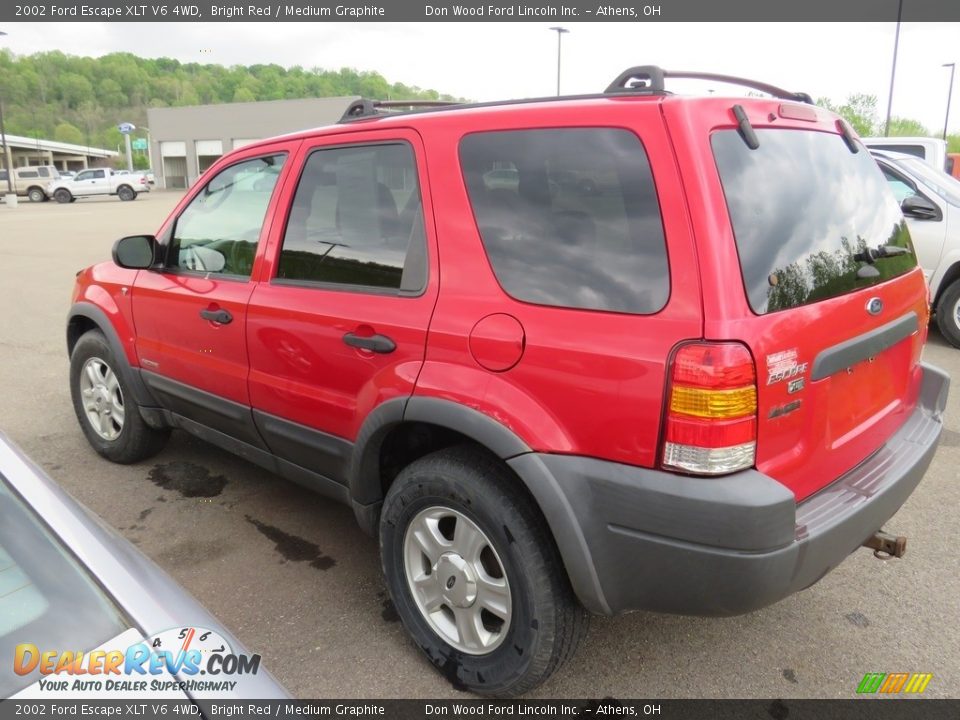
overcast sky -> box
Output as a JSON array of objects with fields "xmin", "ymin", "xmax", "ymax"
[{"xmin": 3, "ymin": 22, "xmax": 958, "ymax": 134}]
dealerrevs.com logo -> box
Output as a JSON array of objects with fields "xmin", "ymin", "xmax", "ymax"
[{"xmin": 14, "ymin": 627, "xmax": 261, "ymax": 693}]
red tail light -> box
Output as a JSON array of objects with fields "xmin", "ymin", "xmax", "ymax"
[{"xmin": 662, "ymin": 342, "xmax": 757, "ymax": 475}]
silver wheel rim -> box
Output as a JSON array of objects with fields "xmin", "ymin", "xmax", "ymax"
[
  {"xmin": 79, "ymin": 357, "xmax": 125, "ymax": 441},
  {"xmin": 953, "ymin": 296, "xmax": 960, "ymax": 330},
  {"xmin": 403, "ymin": 506, "xmax": 512, "ymax": 655}
]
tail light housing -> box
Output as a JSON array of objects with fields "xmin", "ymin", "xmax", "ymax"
[{"xmin": 661, "ymin": 342, "xmax": 757, "ymax": 475}]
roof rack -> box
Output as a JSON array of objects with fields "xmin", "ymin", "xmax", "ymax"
[
  {"xmin": 339, "ymin": 99, "xmax": 462, "ymax": 123},
  {"xmin": 604, "ymin": 65, "xmax": 814, "ymax": 105}
]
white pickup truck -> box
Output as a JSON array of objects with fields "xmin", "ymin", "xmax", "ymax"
[{"xmin": 47, "ymin": 167, "xmax": 150, "ymax": 203}]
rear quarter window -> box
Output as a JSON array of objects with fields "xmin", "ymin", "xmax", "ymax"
[
  {"xmin": 713, "ymin": 129, "xmax": 917, "ymax": 315},
  {"xmin": 460, "ymin": 128, "xmax": 669, "ymax": 315}
]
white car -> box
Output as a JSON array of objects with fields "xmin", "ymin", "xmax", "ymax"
[
  {"xmin": 47, "ymin": 167, "xmax": 150, "ymax": 203},
  {"xmin": 872, "ymin": 149, "xmax": 960, "ymax": 347},
  {"xmin": 864, "ymin": 137, "xmax": 949, "ymax": 173}
]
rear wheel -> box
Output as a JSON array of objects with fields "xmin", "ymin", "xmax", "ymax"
[
  {"xmin": 70, "ymin": 330, "xmax": 169, "ymax": 463},
  {"xmin": 27, "ymin": 187, "xmax": 46, "ymax": 203},
  {"xmin": 936, "ymin": 279, "xmax": 960, "ymax": 348},
  {"xmin": 380, "ymin": 445, "xmax": 587, "ymax": 697},
  {"xmin": 117, "ymin": 185, "xmax": 136, "ymax": 201},
  {"xmin": 54, "ymin": 188, "xmax": 73, "ymax": 204}
]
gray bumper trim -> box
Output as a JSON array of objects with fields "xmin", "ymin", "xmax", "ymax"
[{"xmin": 511, "ymin": 362, "xmax": 949, "ymax": 616}]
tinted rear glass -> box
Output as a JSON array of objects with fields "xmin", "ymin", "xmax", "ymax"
[
  {"xmin": 713, "ymin": 129, "xmax": 917, "ymax": 315},
  {"xmin": 460, "ymin": 128, "xmax": 669, "ymax": 315}
]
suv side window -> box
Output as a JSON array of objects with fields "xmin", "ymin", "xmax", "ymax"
[
  {"xmin": 18, "ymin": 170, "xmax": 38, "ymax": 179},
  {"xmin": 168, "ymin": 154, "xmax": 286, "ymax": 278},
  {"xmin": 460, "ymin": 128, "xmax": 669, "ymax": 314},
  {"xmin": 277, "ymin": 142, "xmax": 427, "ymax": 293},
  {"xmin": 75, "ymin": 171, "xmax": 91, "ymax": 181},
  {"xmin": 92, "ymin": 170, "xmax": 105, "ymax": 179}
]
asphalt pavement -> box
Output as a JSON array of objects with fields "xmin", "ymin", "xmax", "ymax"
[{"xmin": 1, "ymin": 192, "xmax": 957, "ymax": 699}]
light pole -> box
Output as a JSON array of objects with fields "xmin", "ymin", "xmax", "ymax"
[
  {"xmin": 141, "ymin": 125, "xmax": 154, "ymax": 172},
  {"xmin": 883, "ymin": 0, "xmax": 903, "ymax": 137},
  {"xmin": 549, "ymin": 27, "xmax": 569, "ymax": 97},
  {"xmin": 943, "ymin": 63, "xmax": 956, "ymax": 141},
  {"xmin": 0, "ymin": 30, "xmax": 14, "ymax": 198}
]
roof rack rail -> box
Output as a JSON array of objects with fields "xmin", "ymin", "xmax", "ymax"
[
  {"xmin": 604, "ymin": 65, "xmax": 813, "ymax": 105},
  {"xmin": 339, "ymin": 98, "xmax": 462, "ymax": 123}
]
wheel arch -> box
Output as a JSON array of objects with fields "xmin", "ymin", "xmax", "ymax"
[
  {"xmin": 67, "ymin": 303, "xmax": 159, "ymax": 414},
  {"xmin": 348, "ymin": 396, "xmax": 609, "ymax": 614}
]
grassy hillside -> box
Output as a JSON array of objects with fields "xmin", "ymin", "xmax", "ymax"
[{"xmin": 0, "ymin": 50, "xmax": 457, "ymax": 152}]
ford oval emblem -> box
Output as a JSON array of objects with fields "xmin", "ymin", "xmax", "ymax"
[{"xmin": 866, "ymin": 297, "xmax": 883, "ymax": 315}]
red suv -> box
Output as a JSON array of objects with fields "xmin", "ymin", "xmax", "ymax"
[{"xmin": 67, "ymin": 67, "xmax": 949, "ymax": 696}]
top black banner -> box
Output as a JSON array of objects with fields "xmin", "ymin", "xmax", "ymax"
[{"xmin": 3, "ymin": 0, "xmax": 960, "ymax": 23}]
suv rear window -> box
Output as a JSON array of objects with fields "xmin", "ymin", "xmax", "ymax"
[
  {"xmin": 460, "ymin": 128, "xmax": 669, "ymax": 315},
  {"xmin": 713, "ymin": 129, "xmax": 917, "ymax": 315}
]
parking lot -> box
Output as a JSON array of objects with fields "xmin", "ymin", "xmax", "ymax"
[{"xmin": 1, "ymin": 192, "xmax": 958, "ymax": 699}]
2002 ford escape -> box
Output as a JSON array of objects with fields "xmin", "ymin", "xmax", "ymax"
[{"xmin": 67, "ymin": 66, "xmax": 950, "ymax": 696}]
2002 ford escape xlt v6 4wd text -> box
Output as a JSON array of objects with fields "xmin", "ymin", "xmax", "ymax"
[{"xmin": 66, "ymin": 66, "xmax": 949, "ymax": 696}]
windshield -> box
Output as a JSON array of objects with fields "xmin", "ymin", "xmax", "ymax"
[
  {"xmin": 892, "ymin": 156, "xmax": 960, "ymax": 207},
  {"xmin": 0, "ymin": 476, "xmax": 128, "ymax": 696},
  {"xmin": 713, "ymin": 129, "xmax": 917, "ymax": 315}
]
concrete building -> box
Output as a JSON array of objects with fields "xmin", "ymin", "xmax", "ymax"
[
  {"xmin": 0, "ymin": 134, "xmax": 118, "ymax": 171},
  {"xmin": 147, "ymin": 96, "xmax": 357, "ymax": 189}
]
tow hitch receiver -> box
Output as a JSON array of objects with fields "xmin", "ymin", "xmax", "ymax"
[{"xmin": 863, "ymin": 530, "xmax": 907, "ymax": 559}]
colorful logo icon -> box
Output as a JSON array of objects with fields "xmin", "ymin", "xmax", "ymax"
[{"xmin": 857, "ymin": 673, "xmax": 933, "ymax": 694}]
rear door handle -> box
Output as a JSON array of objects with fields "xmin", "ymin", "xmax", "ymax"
[
  {"xmin": 200, "ymin": 308, "xmax": 233, "ymax": 324},
  {"xmin": 343, "ymin": 332, "xmax": 396, "ymax": 354}
]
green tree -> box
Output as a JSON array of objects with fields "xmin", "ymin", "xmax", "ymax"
[
  {"xmin": 887, "ymin": 117, "xmax": 929, "ymax": 137},
  {"xmin": 59, "ymin": 72, "xmax": 94, "ymax": 109},
  {"xmin": 1, "ymin": 50, "xmax": 459, "ymax": 148},
  {"xmin": 53, "ymin": 122, "xmax": 84, "ymax": 145}
]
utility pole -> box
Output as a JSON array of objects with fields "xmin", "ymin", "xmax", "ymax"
[
  {"xmin": 944, "ymin": 63, "xmax": 956, "ymax": 141},
  {"xmin": 0, "ymin": 31, "xmax": 15, "ymax": 201},
  {"xmin": 549, "ymin": 27, "xmax": 569, "ymax": 97},
  {"xmin": 883, "ymin": 0, "xmax": 903, "ymax": 137}
]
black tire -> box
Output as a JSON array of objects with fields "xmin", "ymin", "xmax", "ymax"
[
  {"xmin": 380, "ymin": 445, "xmax": 588, "ymax": 697},
  {"xmin": 69, "ymin": 330, "xmax": 169, "ymax": 463},
  {"xmin": 54, "ymin": 188, "xmax": 73, "ymax": 204},
  {"xmin": 936, "ymin": 280, "xmax": 960, "ymax": 348},
  {"xmin": 27, "ymin": 187, "xmax": 46, "ymax": 203},
  {"xmin": 117, "ymin": 185, "xmax": 136, "ymax": 201}
]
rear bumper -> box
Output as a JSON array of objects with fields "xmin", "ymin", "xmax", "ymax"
[{"xmin": 509, "ymin": 362, "xmax": 949, "ymax": 616}]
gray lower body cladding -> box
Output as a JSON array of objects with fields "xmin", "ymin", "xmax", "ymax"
[{"xmin": 511, "ymin": 362, "xmax": 950, "ymax": 616}]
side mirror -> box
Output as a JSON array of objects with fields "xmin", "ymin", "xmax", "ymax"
[
  {"xmin": 901, "ymin": 195, "xmax": 941, "ymax": 221},
  {"xmin": 112, "ymin": 235, "xmax": 159, "ymax": 269}
]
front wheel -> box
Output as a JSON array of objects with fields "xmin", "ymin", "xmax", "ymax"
[
  {"xmin": 117, "ymin": 185, "xmax": 136, "ymax": 201},
  {"xmin": 27, "ymin": 187, "xmax": 46, "ymax": 203},
  {"xmin": 54, "ymin": 188, "xmax": 73, "ymax": 204},
  {"xmin": 380, "ymin": 445, "xmax": 587, "ymax": 697},
  {"xmin": 936, "ymin": 280, "xmax": 960, "ymax": 348},
  {"xmin": 70, "ymin": 330, "xmax": 169, "ymax": 463}
]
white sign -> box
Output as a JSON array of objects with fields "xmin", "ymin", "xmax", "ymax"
[{"xmin": 117, "ymin": 122, "xmax": 136, "ymax": 135}]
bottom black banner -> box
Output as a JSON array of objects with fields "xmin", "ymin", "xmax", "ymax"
[{"xmin": 2, "ymin": 699, "xmax": 959, "ymax": 720}]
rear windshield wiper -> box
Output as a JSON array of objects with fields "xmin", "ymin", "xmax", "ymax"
[
  {"xmin": 856, "ymin": 245, "xmax": 911, "ymax": 264},
  {"xmin": 854, "ymin": 245, "xmax": 911, "ymax": 278}
]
